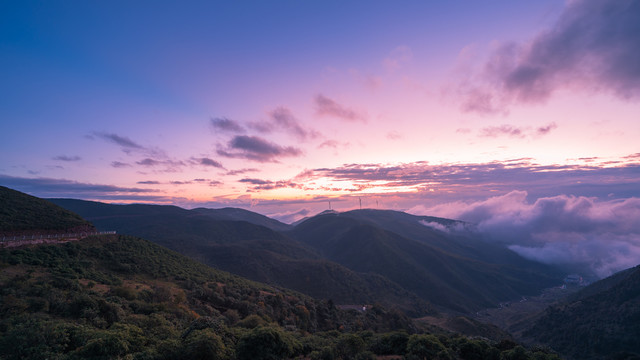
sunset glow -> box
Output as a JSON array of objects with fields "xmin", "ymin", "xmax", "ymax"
[{"xmin": 1, "ymin": 0, "xmax": 639, "ymax": 222}]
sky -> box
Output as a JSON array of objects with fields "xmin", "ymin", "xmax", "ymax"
[{"xmin": 1, "ymin": 1, "xmax": 640, "ymax": 275}]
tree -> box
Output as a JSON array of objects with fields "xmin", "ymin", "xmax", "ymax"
[{"xmin": 236, "ymin": 326, "xmax": 299, "ymax": 360}]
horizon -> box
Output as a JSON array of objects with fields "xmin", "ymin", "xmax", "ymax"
[{"xmin": 2, "ymin": 1, "xmax": 640, "ymax": 274}]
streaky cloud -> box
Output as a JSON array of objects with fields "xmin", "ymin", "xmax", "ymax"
[
  {"xmin": 210, "ymin": 117, "xmax": 245, "ymax": 133},
  {"xmin": 52, "ymin": 155, "xmax": 81, "ymax": 162},
  {"xmin": 217, "ymin": 135, "xmax": 303, "ymax": 162},
  {"xmin": 93, "ymin": 132, "xmax": 144, "ymax": 149},
  {"xmin": 315, "ymin": 94, "xmax": 366, "ymax": 122}
]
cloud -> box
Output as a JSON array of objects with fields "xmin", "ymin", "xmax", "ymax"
[
  {"xmin": 0, "ymin": 174, "xmax": 156, "ymax": 199},
  {"xmin": 536, "ymin": 122, "xmax": 557, "ymax": 135},
  {"xmin": 480, "ymin": 125, "xmax": 524, "ymax": 138},
  {"xmin": 416, "ymin": 191, "xmax": 640, "ymax": 278},
  {"xmin": 53, "ymin": 155, "xmax": 81, "ymax": 162},
  {"xmin": 248, "ymin": 107, "xmax": 319, "ymax": 141},
  {"xmin": 315, "ymin": 94, "xmax": 366, "ymax": 122},
  {"xmin": 459, "ymin": 0, "xmax": 640, "ymax": 113},
  {"xmin": 383, "ymin": 45, "xmax": 413, "ymax": 72},
  {"xmin": 318, "ymin": 140, "xmax": 350, "ymax": 149},
  {"xmin": 478, "ymin": 122, "xmax": 557, "ymax": 138},
  {"xmin": 217, "ymin": 135, "xmax": 303, "ymax": 162},
  {"xmin": 226, "ymin": 168, "xmax": 260, "ymax": 176},
  {"xmin": 269, "ymin": 107, "xmax": 318, "ymax": 140},
  {"xmin": 191, "ymin": 157, "xmax": 224, "ymax": 168},
  {"xmin": 210, "ymin": 117, "xmax": 245, "ymax": 133},
  {"xmin": 111, "ymin": 161, "xmax": 131, "ymax": 168},
  {"xmin": 239, "ymin": 178, "xmax": 272, "ymax": 185},
  {"xmin": 93, "ymin": 132, "xmax": 144, "ymax": 150},
  {"xmin": 137, "ymin": 180, "xmax": 160, "ymax": 185},
  {"xmin": 308, "ymin": 157, "xmax": 640, "ymax": 201},
  {"xmin": 387, "ymin": 131, "xmax": 403, "ymax": 140},
  {"xmin": 135, "ymin": 158, "xmax": 185, "ymax": 172},
  {"xmin": 268, "ymin": 208, "xmax": 311, "ymax": 224}
]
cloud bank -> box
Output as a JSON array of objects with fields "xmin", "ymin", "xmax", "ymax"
[{"xmin": 417, "ymin": 191, "xmax": 640, "ymax": 278}]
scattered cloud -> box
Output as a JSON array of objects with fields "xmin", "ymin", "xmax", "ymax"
[
  {"xmin": 480, "ymin": 125, "xmax": 524, "ymax": 138},
  {"xmin": 416, "ymin": 190, "xmax": 640, "ymax": 278},
  {"xmin": 137, "ymin": 180, "xmax": 160, "ymax": 185},
  {"xmin": 93, "ymin": 132, "xmax": 144, "ymax": 150},
  {"xmin": 479, "ymin": 122, "xmax": 557, "ymax": 138},
  {"xmin": 318, "ymin": 140, "xmax": 350, "ymax": 149},
  {"xmin": 191, "ymin": 157, "xmax": 224, "ymax": 168},
  {"xmin": 0, "ymin": 174, "xmax": 156, "ymax": 199},
  {"xmin": 210, "ymin": 117, "xmax": 245, "ymax": 133},
  {"xmin": 135, "ymin": 158, "xmax": 185, "ymax": 172},
  {"xmin": 217, "ymin": 135, "xmax": 303, "ymax": 162},
  {"xmin": 386, "ymin": 131, "xmax": 403, "ymax": 140},
  {"xmin": 458, "ymin": 0, "xmax": 640, "ymax": 114},
  {"xmin": 170, "ymin": 180, "xmax": 191, "ymax": 185},
  {"xmin": 536, "ymin": 122, "xmax": 557, "ymax": 135},
  {"xmin": 269, "ymin": 107, "xmax": 319, "ymax": 140},
  {"xmin": 53, "ymin": 155, "xmax": 81, "ymax": 162},
  {"xmin": 383, "ymin": 45, "xmax": 413, "ymax": 72},
  {"xmin": 226, "ymin": 168, "xmax": 260, "ymax": 176},
  {"xmin": 111, "ymin": 161, "xmax": 131, "ymax": 168},
  {"xmin": 315, "ymin": 94, "xmax": 367, "ymax": 122},
  {"xmin": 239, "ymin": 178, "xmax": 272, "ymax": 185}
]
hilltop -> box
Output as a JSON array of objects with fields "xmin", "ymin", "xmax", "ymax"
[{"xmin": 0, "ymin": 186, "xmax": 93, "ymax": 235}]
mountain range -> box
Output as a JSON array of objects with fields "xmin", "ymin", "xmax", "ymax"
[
  {"xmin": 50, "ymin": 197, "xmax": 562, "ymax": 314},
  {"xmin": 3, "ymin": 185, "xmax": 640, "ymax": 359}
]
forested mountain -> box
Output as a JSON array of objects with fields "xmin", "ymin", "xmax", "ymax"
[
  {"xmin": 525, "ymin": 265, "xmax": 640, "ymax": 359},
  {"xmin": 49, "ymin": 199, "xmax": 431, "ymax": 315},
  {"xmin": 0, "ymin": 186, "xmax": 563, "ymax": 360},
  {"xmin": 51, "ymin": 198, "xmax": 563, "ymax": 314},
  {"xmin": 290, "ymin": 211, "xmax": 562, "ymax": 313}
]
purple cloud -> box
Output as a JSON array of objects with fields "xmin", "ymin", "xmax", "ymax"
[
  {"xmin": 137, "ymin": 180, "xmax": 160, "ymax": 185},
  {"xmin": 53, "ymin": 155, "xmax": 81, "ymax": 162},
  {"xmin": 217, "ymin": 135, "xmax": 303, "ymax": 162},
  {"xmin": 226, "ymin": 168, "xmax": 259, "ymax": 176},
  {"xmin": 111, "ymin": 161, "xmax": 131, "ymax": 168},
  {"xmin": 480, "ymin": 125, "xmax": 524, "ymax": 138},
  {"xmin": 193, "ymin": 157, "xmax": 224, "ymax": 168},
  {"xmin": 536, "ymin": 122, "xmax": 558, "ymax": 135},
  {"xmin": 269, "ymin": 107, "xmax": 318, "ymax": 140},
  {"xmin": 136, "ymin": 158, "xmax": 160, "ymax": 166},
  {"xmin": 460, "ymin": 0, "xmax": 640, "ymax": 113},
  {"xmin": 315, "ymin": 94, "xmax": 366, "ymax": 122},
  {"xmin": 0, "ymin": 174, "xmax": 155, "ymax": 197},
  {"xmin": 210, "ymin": 117, "xmax": 245, "ymax": 133},
  {"xmin": 93, "ymin": 132, "xmax": 144, "ymax": 149},
  {"xmin": 239, "ymin": 178, "xmax": 272, "ymax": 185}
]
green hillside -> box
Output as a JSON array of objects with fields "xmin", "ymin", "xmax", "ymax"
[
  {"xmin": 526, "ymin": 265, "xmax": 640, "ymax": 359},
  {"xmin": 0, "ymin": 235, "xmax": 418, "ymax": 359},
  {"xmin": 0, "ymin": 235, "xmax": 563, "ymax": 360},
  {"xmin": 49, "ymin": 199, "xmax": 432, "ymax": 315},
  {"xmin": 0, "ymin": 186, "xmax": 93, "ymax": 235}
]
